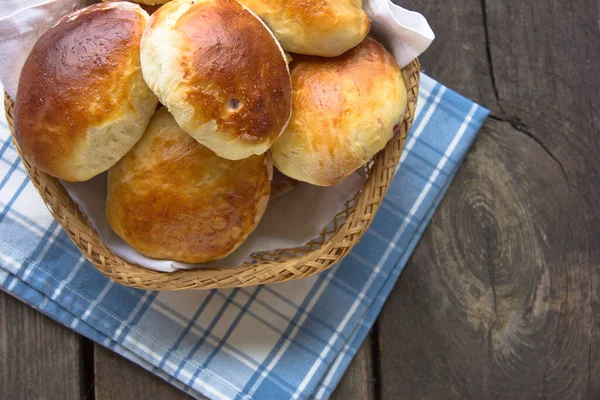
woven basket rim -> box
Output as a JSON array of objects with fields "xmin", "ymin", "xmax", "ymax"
[{"xmin": 4, "ymin": 59, "xmax": 420, "ymax": 290}]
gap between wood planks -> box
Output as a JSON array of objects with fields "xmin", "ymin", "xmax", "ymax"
[{"xmin": 81, "ymin": 337, "xmax": 95, "ymax": 400}]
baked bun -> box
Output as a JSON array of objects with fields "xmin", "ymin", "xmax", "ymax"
[
  {"xmin": 122, "ymin": 0, "xmax": 169, "ymax": 5},
  {"xmin": 271, "ymin": 167, "xmax": 298, "ymax": 198},
  {"xmin": 14, "ymin": 2, "xmax": 158, "ymax": 182},
  {"xmin": 140, "ymin": 0, "xmax": 292, "ymax": 160},
  {"xmin": 272, "ymin": 37, "xmax": 407, "ymax": 186},
  {"xmin": 106, "ymin": 108, "xmax": 272, "ymax": 263},
  {"xmin": 237, "ymin": 0, "xmax": 370, "ymax": 57}
]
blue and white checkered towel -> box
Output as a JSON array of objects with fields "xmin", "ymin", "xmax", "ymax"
[{"xmin": 0, "ymin": 74, "xmax": 488, "ymax": 400}]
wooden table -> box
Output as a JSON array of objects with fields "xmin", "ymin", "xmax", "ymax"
[{"xmin": 2, "ymin": 0, "xmax": 599, "ymax": 398}]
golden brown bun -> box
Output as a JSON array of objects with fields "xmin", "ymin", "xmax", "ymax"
[
  {"xmin": 124, "ymin": 0, "xmax": 169, "ymax": 4},
  {"xmin": 270, "ymin": 167, "xmax": 298, "ymax": 198},
  {"xmin": 14, "ymin": 2, "xmax": 158, "ymax": 182},
  {"xmin": 106, "ymin": 108, "xmax": 272, "ymax": 263},
  {"xmin": 237, "ymin": 0, "xmax": 370, "ymax": 57},
  {"xmin": 140, "ymin": 0, "xmax": 292, "ymax": 160},
  {"xmin": 271, "ymin": 37, "xmax": 407, "ymax": 186}
]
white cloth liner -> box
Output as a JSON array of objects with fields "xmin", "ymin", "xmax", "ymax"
[{"xmin": 0, "ymin": 0, "xmax": 433, "ymax": 272}]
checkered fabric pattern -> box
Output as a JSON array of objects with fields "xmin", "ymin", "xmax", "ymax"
[{"xmin": 0, "ymin": 74, "xmax": 488, "ymax": 400}]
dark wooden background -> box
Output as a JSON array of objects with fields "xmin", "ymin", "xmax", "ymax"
[{"xmin": 2, "ymin": 0, "xmax": 599, "ymax": 398}]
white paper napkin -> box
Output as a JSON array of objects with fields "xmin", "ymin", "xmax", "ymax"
[
  {"xmin": 364, "ymin": 0, "xmax": 435, "ymax": 67},
  {"xmin": 0, "ymin": 0, "xmax": 434, "ymax": 272}
]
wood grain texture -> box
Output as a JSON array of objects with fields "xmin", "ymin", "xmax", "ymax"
[
  {"xmin": 0, "ymin": 290, "xmax": 83, "ymax": 400},
  {"xmin": 378, "ymin": 0, "xmax": 600, "ymax": 398},
  {"xmin": 486, "ymin": 0, "xmax": 600, "ymax": 196},
  {"xmin": 94, "ymin": 343, "xmax": 198, "ymax": 400},
  {"xmin": 377, "ymin": 120, "xmax": 600, "ymax": 399}
]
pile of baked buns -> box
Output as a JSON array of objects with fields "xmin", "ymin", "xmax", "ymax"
[{"xmin": 13, "ymin": 0, "xmax": 408, "ymax": 264}]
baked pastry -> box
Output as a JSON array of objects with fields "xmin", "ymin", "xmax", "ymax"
[
  {"xmin": 14, "ymin": 2, "xmax": 158, "ymax": 182},
  {"xmin": 122, "ymin": 0, "xmax": 169, "ymax": 5},
  {"xmin": 271, "ymin": 37, "xmax": 407, "ymax": 186},
  {"xmin": 237, "ymin": 0, "xmax": 370, "ymax": 57},
  {"xmin": 106, "ymin": 108, "xmax": 272, "ymax": 263},
  {"xmin": 271, "ymin": 167, "xmax": 298, "ymax": 198},
  {"xmin": 140, "ymin": 0, "xmax": 292, "ymax": 160}
]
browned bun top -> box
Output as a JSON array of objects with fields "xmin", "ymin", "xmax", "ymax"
[
  {"xmin": 106, "ymin": 108, "xmax": 272, "ymax": 264},
  {"xmin": 140, "ymin": 0, "xmax": 292, "ymax": 160},
  {"xmin": 271, "ymin": 37, "xmax": 407, "ymax": 186},
  {"xmin": 14, "ymin": 2, "xmax": 158, "ymax": 182},
  {"xmin": 127, "ymin": 0, "xmax": 170, "ymax": 5},
  {"xmin": 237, "ymin": 0, "xmax": 371, "ymax": 57},
  {"xmin": 174, "ymin": 0, "xmax": 291, "ymax": 139}
]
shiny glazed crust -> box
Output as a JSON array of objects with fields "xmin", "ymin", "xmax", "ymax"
[
  {"xmin": 106, "ymin": 108, "xmax": 272, "ymax": 263},
  {"xmin": 140, "ymin": 0, "xmax": 292, "ymax": 160},
  {"xmin": 271, "ymin": 37, "xmax": 408, "ymax": 186},
  {"xmin": 14, "ymin": 2, "xmax": 158, "ymax": 182},
  {"xmin": 237, "ymin": 0, "xmax": 370, "ymax": 57}
]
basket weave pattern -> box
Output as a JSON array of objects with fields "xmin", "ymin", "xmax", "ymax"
[{"xmin": 4, "ymin": 59, "xmax": 419, "ymax": 290}]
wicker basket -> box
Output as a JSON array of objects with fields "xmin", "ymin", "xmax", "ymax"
[{"xmin": 3, "ymin": 59, "xmax": 419, "ymax": 291}]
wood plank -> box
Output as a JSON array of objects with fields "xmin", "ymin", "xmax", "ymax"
[
  {"xmin": 377, "ymin": 0, "xmax": 600, "ymax": 398},
  {"xmin": 486, "ymin": 0, "xmax": 600, "ymax": 147},
  {"xmin": 483, "ymin": 0, "xmax": 600, "ymax": 202},
  {"xmin": 0, "ymin": 290, "xmax": 83, "ymax": 399},
  {"xmin": 377, "ymin": 118, "xmax": 600, "ymax": 399},
  {"xmin": 94, "ymin": 343, "xmax": 198, "ymax": 399},
  {"xmin": 331, "ymin": 335, "xmax": 376, "ymax": 400}
]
